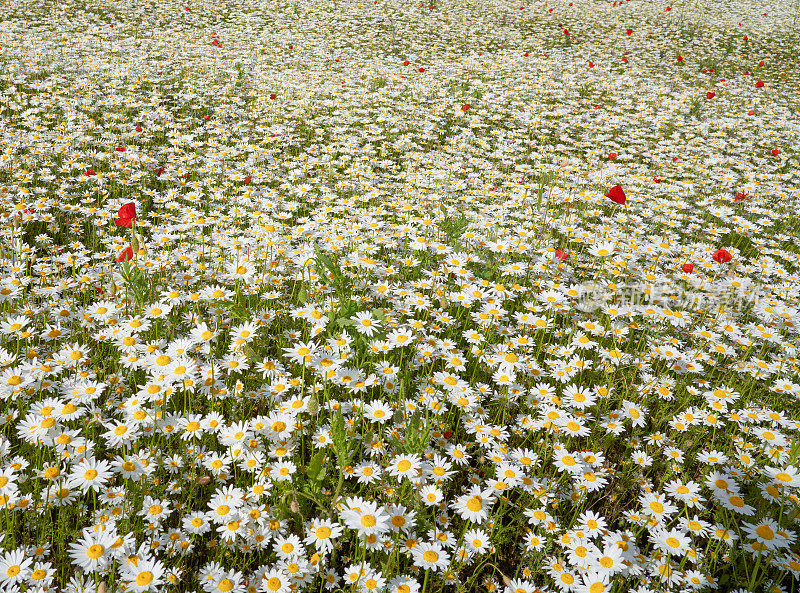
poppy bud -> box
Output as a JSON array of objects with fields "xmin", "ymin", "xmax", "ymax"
[
  {"xmin": 197, "ymin": 475, "xmax": 211, "ymax": 486},
  {"xmin": 131, "ymin": 234, "xmax": 140, "ymax": 253}
]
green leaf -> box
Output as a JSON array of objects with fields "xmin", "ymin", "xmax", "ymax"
[{"xmin": 307, "ymin": 450, "xmax": 325, "ymax": 481}]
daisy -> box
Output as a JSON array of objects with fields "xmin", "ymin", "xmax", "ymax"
[
  {"xmin": 419, "ymin": 484, "xmax": 444, "ymax": 507},
  {"xmin": 387, "ymin": 576, "xmax": 421, "ymax": 593},
  {"xmin": 652, "ymin": 527, "xmax": 692, "ymax": 556},
  {"xmin": 68, "ymin": 528, "xmax": 117, "ymax": 572},
  {"xmin": 741, "ymin": 518, "xmax": 792, "ymax": 551},
  {"xmin": 363, "ymin": 400, "xmax": 393, "ymax": 424},
  {"xmin": 339, "ymin": 497, "xmax": 391, "ymax": 538},
  {"xmin": 261, "ymin": 568, "xmax": 291, "ymax": 593},
  {"xmin": 378, "ymin": 505, "xmax": 412, "ymax": 535},
  {"xmin": 0, "ymin": 548, "xmax": 32, "ymax": 587},
  {"xmin": 639, "ymin": 492, "xmax": 678, "ymax": 524},
  {"xmin": 412, "ymin": 541, "xmax": 450, "ymax": 573},
  {"xmin": 282, "ymin": 341, "xmax": 317, "ymax": 365},
  {"xmin": 579, "ymin": 510, "xmax": 608, "ymax": 537},
  {"xmin": 208, "ymin": 569, "xmax": 246, "ymax": 593},
  {"xmin": 304, "ymin": 518, "xmax": 342, "ymax": 555},
  {"xmin": 352, "ymin": 461, "xmax": 381, "ymax": 485},
  {"xmin": 387, "ymin": 454, "xmax": 423, "ymax": 481},
  {"xmin": 67, "ymin": 457, "xmax": 113, "ymax": 493},
  {"xmin": 121, "ymin": 556, "xmax": 166, "ymax": 592},
  {"xmin": 273, "ymin": 534, "xmax": 304, "ymax": 559},
  {"xmin": 351, "ymin": 311, "xmax": 381, "ymax": 337},
  {"xmin": 452, "ymin": 486, "xmax": 495, "ymax": 524}
]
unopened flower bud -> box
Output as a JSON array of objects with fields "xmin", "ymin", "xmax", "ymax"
[
  {"xmin": 290, "ymin": 496, "xmax": 300, "ymax": 514},
  {"xmin": 197, "ymin": 475, "xmax": 211, "ymax": 486},
  {"xmin": 131, "ymin": 234, "xmax": 139, "ymax": 252}
]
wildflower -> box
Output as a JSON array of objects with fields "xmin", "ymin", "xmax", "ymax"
[
  {"xmin": 68, "ymin": 528, "xmax": 117, "ymax": 572},
  {"xmin": 452, "ymin": 486, "xmax": 495, "ymax": 523},
  {"xmin": 605, "ymin": 185, "xmax": 626, "ymax": 205},
  {"xmin": 115, "ymin": 202, "xmax": 137, "ymax": 228},
  {"xmin": 67, "ymin": 457, "xmax": 113, "ymax": 493},
  {"xmin": 260, "ymin": 569, "xmax": 291, "ymax": 593},
  {"xmin": 339, "ymin": 497, "xmax": 391, "ymax": 538},
  {"xmin": 741, "ymin": 518, "xmax": 793, "ymax": 552},
  {"xmin": 411, "ymin": 541, "xmax": 450, "ymax": 572},
  {"xmin": 0, "ymin": 548, "xmax": 32, "ymax": 587},
  {"xmin": 304, "ymin": 518, "xmax": 343, "ymax": 554},
  {"xmin": 121, "ymin": 557, "xmax": 166, "ymax": 592}
]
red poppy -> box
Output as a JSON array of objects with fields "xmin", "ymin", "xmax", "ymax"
[
  {"xmin": 564, "ymin": 29, "xmax": 570, "ymax": 36},
  {"xmin": 681, "ymin": 263, "xmax": 694, "ymax": 273},
  {"xmin": 608, "ymin": 152, "xmax": 617, "ymax": 159},
  {"xmin": 115, "ymin": 202, "xmax": 137, "ymax": 228},
  {"xmin": 115, "ymin": 146, "xmax": 125, "ymax": 152},
  {"xmin": 772, "ymin": 149, "xmax": 781, "ymax": 156},
  {"xmin": 156, "ymin": 166, "xmax": 165, "ymax": 177},
  {"xmin": 117, "ymin": 244, "xmax": 134, "ymax": 262},
  {"xmin": 706, "ymin": 92, "xmax": 715, "ymax": 99},
  {"xmin": 743, "ymin": 35, "xmax": 748, "ymax": 41},
  {"xmin": 758, "ymin": 60, "xmax": 764, "ymax": 66},
  {"xmin": 734, "ymin": 191, "xmax": 746, "ymax": 202},
  {"xmin": 621, "ymin": 57, "xmax": 628, "ymax": 64},
  {"xmin": 755, "ymin": 80, "xmax": 764, "ymax": 88},
  {"xmin": 712, "ymin": 249, "xmax": 732, "ymax": 263},
  {"xmin": 665, "ymin": 5, "xmax": 671, "ymax": 10},
  {"xmin": 443, "ymin": 430, "xmax": 453, "ymax": 439},
  {"xmin": 676, "ymin": 55, "xmax": 683, "ymax": 62},
  {"xmin": 135, "ymin": 126, "xmax": 143, "ymax": 132},
  {"xmin": 418, "ymin": 67, "xmax": 425, "ymax": 73},
  {"xmin": 402, "ymin": 60, "xmax": 410, "ymax": 66},
  {"xmin": 672, "ymin": 156, "xmax": 678, "ymax": 162},
  {"xmin": 554, "ymin": 249, "xmax": 569, "ymax": 261},
  {"xmin": 203, "ymin": 114, "xmax": 211, "ymax": 120},
  {"xmin": 461, "ymin": 104, "xmax": 470, "ymax": 111},
  {"xmin": 523, "ymin": 52, "xmax": 529, "ymax": 56},
  {"xmin": 653, "ymin": 176, "xmax": 662, "ymax": 183},
  {"xmin": 588, "ymin": 61, "xmax": 594, "ymax": 68},
  {"xmin": 747, "ymin": 110, "xmax": 755, "ymax": 115},
  {"xmin": 244, "ymin": 175, "xmax": 252, "ymax": 184},
  {"xmin": 84, "ymin": 169, "xmax": 96, "ymax": 177},
  {"xmin": 606, "ymin": 185, "xmax": 626, "ymax": 205},
  {"xmin": 269, "ymin": 93, "xmax": 277, "ymax": 99},
  {"xmin": 625, "ymin": 28, "xmax": 633, "ymax": 35}
]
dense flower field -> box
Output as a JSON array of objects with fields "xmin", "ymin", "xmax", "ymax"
[{"xmin": 0, "ymin": 0, "xmax": 799, "ymax": 590}]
